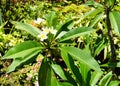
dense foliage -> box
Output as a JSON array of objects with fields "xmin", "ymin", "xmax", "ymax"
[{"xmin": 0, "ymin": 0, "xmax": 120, "ymax": 86}]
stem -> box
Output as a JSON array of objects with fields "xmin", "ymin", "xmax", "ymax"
[{"xmin": 106, "ymin": 7, "xmax": 116, "ymax": 72}]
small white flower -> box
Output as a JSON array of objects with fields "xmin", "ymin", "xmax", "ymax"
[
  {"xmin": 42, "ymin": 27, "xmax": 50, "ymax": 34},
  {"xmin": 34, "ymin": 18, "xmax": 45, "ymax": 24},
  {"xmin": 38, "ymin": 32, "xmax": 48, "ymax": 41},
  {"xmin": 49, "ymin": 27, "xmax": 57, "ymax": 35}
]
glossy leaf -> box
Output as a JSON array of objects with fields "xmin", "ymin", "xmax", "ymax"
[
  {"xmin": 109, "ymin": 11, "xmax": 120, "ymax": 35},
  {"xmin": 3, "ymin": 41, "xmax": 42, "ymax": 59},
  {"xmin": 12, "ymin": 21, "xmax": 41, "ymax": 38},
  {"xmin": 98, "ymin": 71, "xmax": 112, "ymax": 86},
  {"xmin": 90, "ymin": 71, "xmax": 103, "ymax": 86},
  {"xmin": 59, "ymin": 27, "xmax": 94, "ymax": 42},
  {"xmin": 61, "ymin": 49, "xmax": 82, "ymax": 86},
  {"xmin": 60, "ymin": 46, "xmax": 101, "ymax": 72},
  {"xmin": 89, "ymin": 13, "xmax": 103, "ymax": 27},
  {"xmin": 38, "ymin": 58, "xmax": 59, "ymax": 86}
]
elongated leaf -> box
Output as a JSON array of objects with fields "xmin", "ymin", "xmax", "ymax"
[
  {"xmin": 108, "ymin": 80, "xmax": 120, "ymax": 86},
  {"xmin": 60, "ymin": 46, "xmax": 101, "ymax": 72},
  {"xmin": 101, "ymin": 62, "xmax": 120, "ymax": 68},
  {"xmin": 3, "ymin": 41, "xmax": 42, "ymax": 59},
  {"xmin": 44, "ymin": 11, "xmax": 58, "ymax": 28},
  {"xmin": 59, "ymin": 27, "xmax": 94, "ymax": 42},
  {"xmin": 89, "ymin": 13, "xmax": 103, "ymax": 27},
  {"xmin": 109, "ymin": 11, "xmax": 120, "ymax": 35},
  {"xmin": 51, "ymin": 63, "xmax": 67, "ymax": 80},
  {"xmin": 12, "ymin": 21, "xmax": 41, "ymax": 38},
  {"xmin": 59, "ymin": 82, "xmax": 74, "ymax": 86},
  {"xmin": 82, "ymin": 7, "xmax": 103, "ymax": 19},
  {"xmin": 52, "ymin": 63, "xmax": 77, "ymax": 85},
  {"xmin": 90, "ymin": 71, "xmax": 103, "ymax": 86},
  {"xmin": 94, "ymin": 37, "xmax": 108, "ymax": 56},
  {"xmin": 38, "ymin": 58, "xmax": 59, "ymax": 86},
  {"xmin": 107, "ymin": 0, "xmax": 115, "ymax": 8},
  {"xmin": 0, "ymin": 11, "xmax": 2, "ymax": 25},
  {"xmin": 80, "ymin": 62, "xmax": 91, "ymax": 86},
  {"xmin": 6, "ymin": 49, "xmax": 40, "ymax": 73},
  {"xmin": 55, "ymin": 19, "xmax": 74, "ymax": 38},
  {"xmin": 61, "ymin": 49, "xmax": 81, "ymax": 86},
  {"xmin": 98, "ymin": 71, "xmax": 112, "ymax": 86}
]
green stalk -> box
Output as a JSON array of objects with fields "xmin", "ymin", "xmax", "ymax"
[{"xmin": 106, "ymin": 7, "xmax": 116, "ymax": 73}]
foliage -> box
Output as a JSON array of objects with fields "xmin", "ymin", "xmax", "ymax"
[{"xmin": 1, "ymin": 0, "xmax": 120, "ymax": 86}]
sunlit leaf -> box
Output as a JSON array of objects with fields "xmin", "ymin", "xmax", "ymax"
[
  {"xmin": 108, "ymin": 80, "xmax": 120, "ymax": 86},
  {"xmin": 6, "ymin": 50, "xmax": 40, "ymax": 73},
  {"xmin": 90, "ymin": 71, "xmax": 103, "ymax": 86},
  {"xmin": 60, "ymin": 46, "xmax": 101, "ymax": 72},
  {"xmin": 12, "ymin": 21, "xmax": 41, "ymax": 38},
  {"xmin": 55, "ymin": 19, "xmax": 74, "ymax": 38},
  {"xmin": 98, "ymin": 71, "xmax": 112, "ymax": 86},
  {"xmin": 3, "ymin": 41, "xmax": 42, "ymax": 59},
  {"xmin": 80, "ymin": 62, "xmax": 91, "ymax": 86},
  {"xmin": 59, "ymin": 27, "xmax": 94, "ymax": 42},
  {"xmin": 109, "ymin": 11, "xmax": 120, "ymax": 35},
  {"xmin": 89, "ymin": 13, "xmax": 103, "ymax": 27},
  {"xmin": 44, "ymin": 11, "xmax": 58, "ymax": 28}
]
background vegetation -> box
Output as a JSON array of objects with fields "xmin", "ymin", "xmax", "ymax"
[{"xmin": 0, "ymin": 0, "xmax": 120, "ymax": 86}]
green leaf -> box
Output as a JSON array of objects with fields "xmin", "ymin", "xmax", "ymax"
[
  {"xmin": 55, "ymin": 19, "xmax": 74, "ymax": 38},
  {"xmin": 82, "ymin": 7, "xmax": 103, "ymax": 19},
  {"xmin": 51, "ymin": 63, "xmax": 67, "ymax": 80},
  {"xmin": 0, "ymin": 22, "xmax": 7, "ymax": 33},
  {"xmin": 3, "ymin": 41, "xmax": 42, "ymax": 59},
  {"xmin": 38, "ymin": 58, "xmax": 59, "ymax": 86},
  {"xmin": 6, "ymin": 50, "xmax": 40, "ymax": 73},
  {"xmin": 89, "ymin": 13, "xmax": 103, "ymax": 27},
  {"xmin": 0, "ymin": 11, "xmax": 2, "ymax": 25},
  {"xmin": 80, "ymin": 62, "xmax": 91, "ymax": 86},
  {"xmin": 107, "ymin": 0, "xmax": 115, "ymax": 8},
  {"xmin": 51, "ymin": 63, "xmax": 77, "ymax": 86},
  {"xmin": 60, "ymin": 46, "xmax": 101, "ymax": 72},
  {"xmin": 90, "ymin": 71, "xmax": 103, "ymax": 86},
  {"xmin": 12, "ymin": 21, "xmax": 41, "ymax": 38},
  {"xmin": 59, "ymin": 82, "xmax": 74, "ymax": 86},
  {"xmin": 44, "ymin": 11, "xmax": 58, "ymax": 28},
  {"xmin": 60, "ymin": 49, "xmax": 82, "ymax": 86},
  {"xmin": 108, "ymin": 80, "xmax": 120, "ymax": 86},
  {"xmin": 94, "ymin": 37, "xmax": 108, "ymax": 56},
  {"xmin": 101, "ymin": 62, "xmax": 120, "ymax": 68},
  {"xmin": 98, "ymin": 71, "xmax": 112, "ymax": 86},
  {"xmin": 59, "ymin": 27, "xmax": 94, "ymax": 42},
  {"xmin": 109, "ymin": 11, "xmax": 120, "ymax": 35}
]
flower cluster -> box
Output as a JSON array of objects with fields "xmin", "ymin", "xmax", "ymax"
[{"xmin": 38, "ymin": 27, "xmax": 57, "ymax": 41}]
